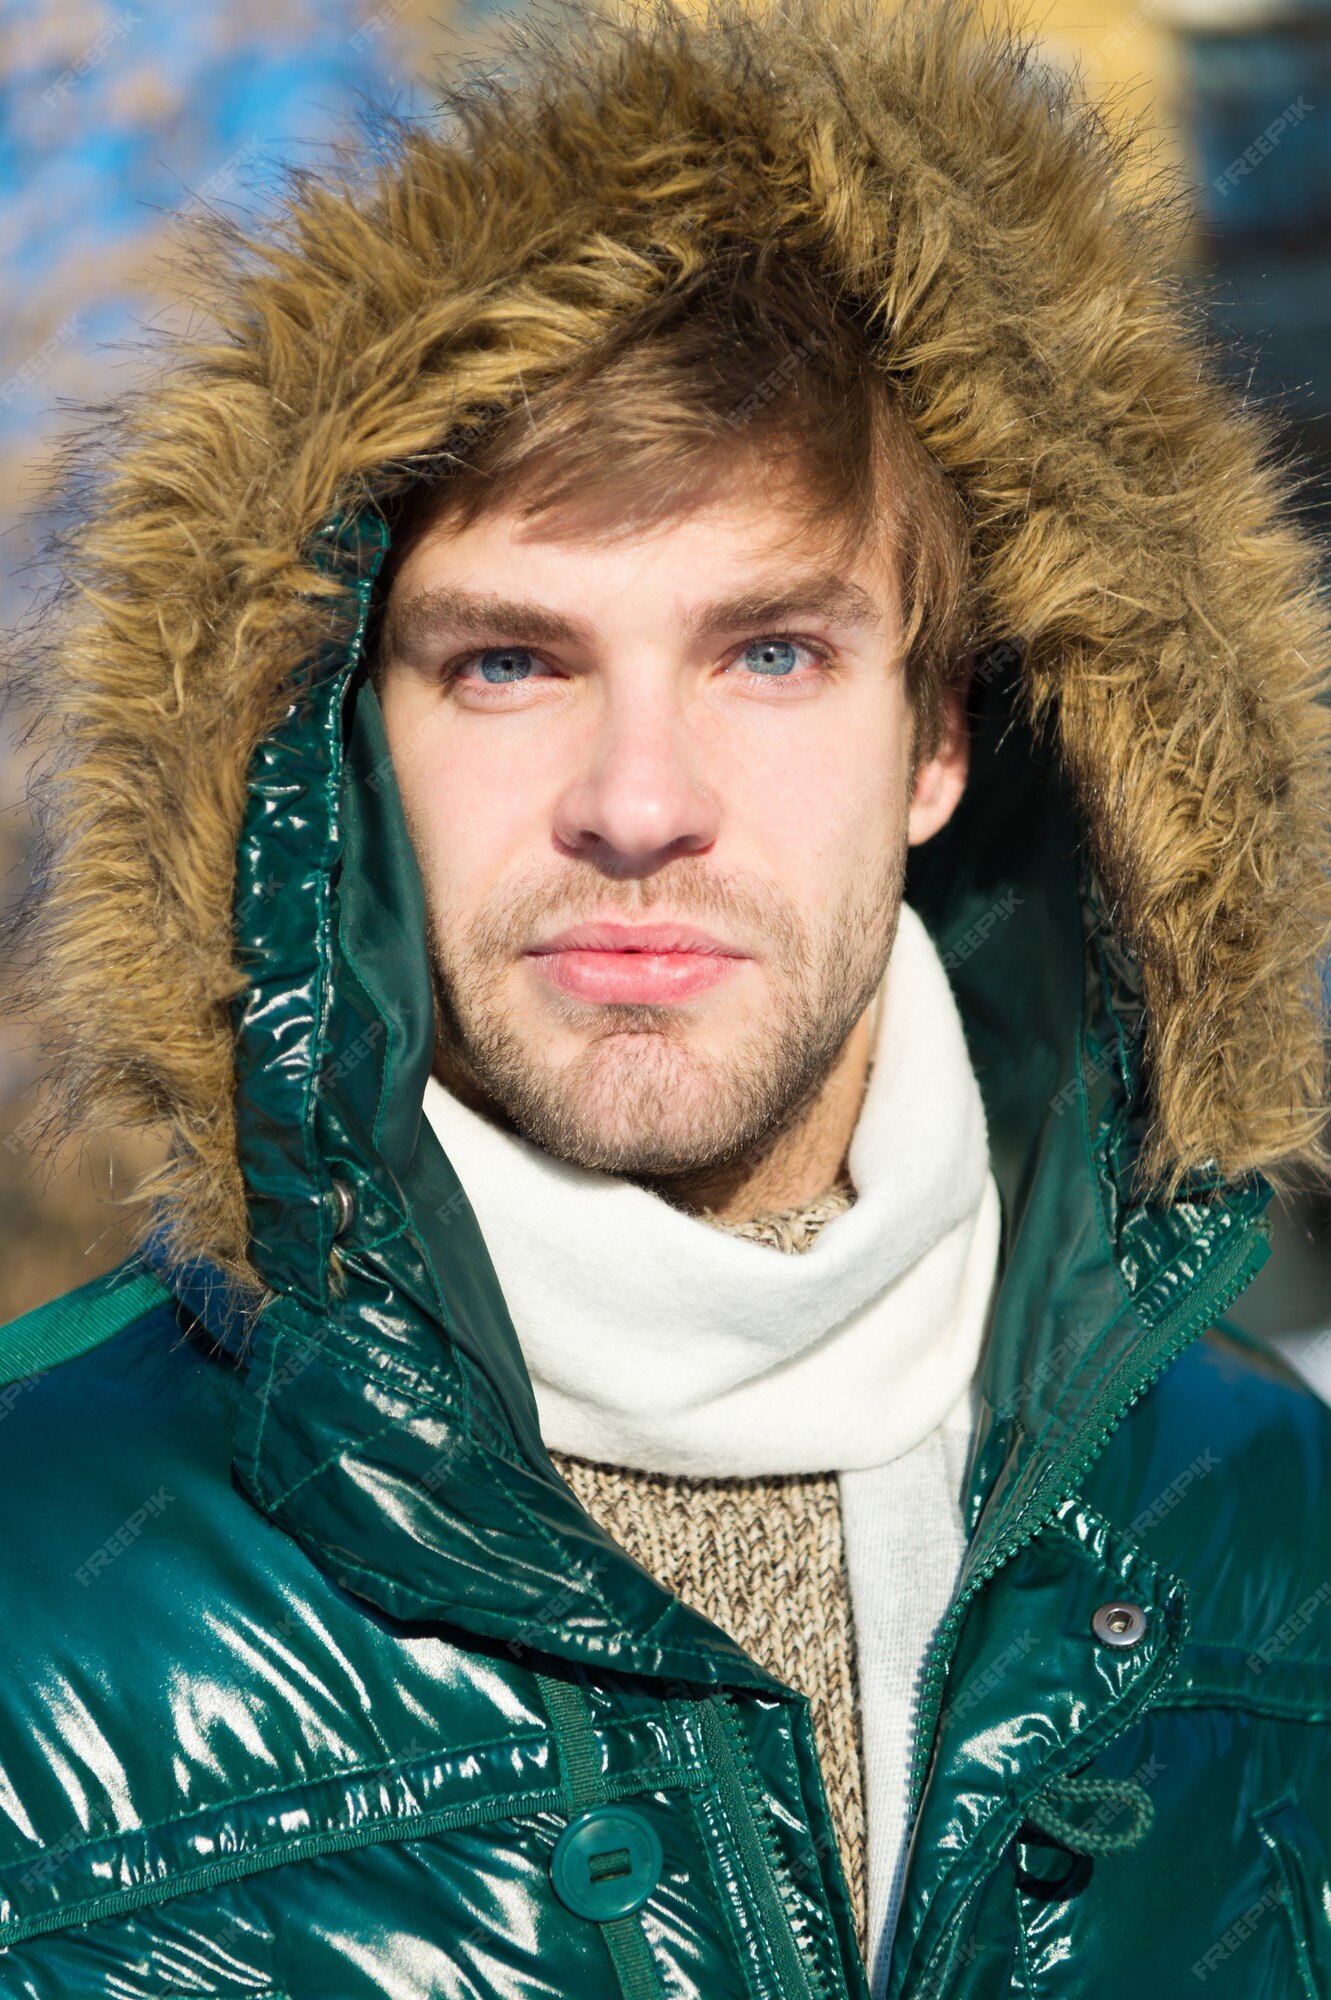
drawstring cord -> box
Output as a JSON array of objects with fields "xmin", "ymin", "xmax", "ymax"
[{"xmin": 1022, "ymin": 1772, "xmax": 1156, "ymax": 1855}]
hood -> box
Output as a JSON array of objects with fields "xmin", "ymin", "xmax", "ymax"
[{"xmin": 6, "ymin": 0, "xmax": 1331, "ymax": 1684}]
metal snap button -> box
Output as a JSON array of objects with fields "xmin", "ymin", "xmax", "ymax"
[
  {"xmin": 550, "ymin": 1804, "xmax": 663, "ymax": 1921},
  {"xmin": 330, "ymin": 1178, "xmax": 356, "ymax": 1238},
  {"xmin": 1092, "ymin": 1600, "xmax": 1148, "ymax": 1648}
]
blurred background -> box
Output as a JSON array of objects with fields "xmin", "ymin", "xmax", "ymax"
[{"xmin": 2, "ymin": 0, "xmax": 1329, "ymax": 1381}]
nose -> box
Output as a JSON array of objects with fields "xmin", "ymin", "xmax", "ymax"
[{"xmin": 550, "ymin": 678, "xmax": 720, "ymax": 876}]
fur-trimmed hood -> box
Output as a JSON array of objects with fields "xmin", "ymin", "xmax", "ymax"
[{"xmin": 7, "ymin": 0, "xmax": 1331, "ymax": 1306}]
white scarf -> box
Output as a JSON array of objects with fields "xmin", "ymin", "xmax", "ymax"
[{"xmin": 421, "ymin": 899, "xmax": 1002, "ymax": 1983}]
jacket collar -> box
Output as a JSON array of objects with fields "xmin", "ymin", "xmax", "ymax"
[
  {"xmin": 156, "ymin": 503, "xmax": 1271, "ymax": 1688},
  {"xmin": 904, "ymin": 633, "xmax": 1272, "ymax": 1596}
]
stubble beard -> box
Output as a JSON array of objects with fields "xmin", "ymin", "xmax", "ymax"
[{"xmin": 424, "ymin": 846, "xmax": 907, "ymax": 1187}]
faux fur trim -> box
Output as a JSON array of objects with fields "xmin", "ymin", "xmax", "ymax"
[{"xmin": 6, "ymin": 0, "xmax": 1330, "ymax": 1298}]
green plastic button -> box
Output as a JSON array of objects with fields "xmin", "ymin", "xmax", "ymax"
[{"xmin": 550, "ymin": 1804, "xmax": 663, "ymax": 1920}]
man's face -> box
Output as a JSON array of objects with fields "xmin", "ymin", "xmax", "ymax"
[{"xmin": 376, "ymin": 464, "xmax": 967, "ymax": 1184}]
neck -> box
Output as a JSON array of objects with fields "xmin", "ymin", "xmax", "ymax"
[{"xmin": 434, "ymin": 1005, "xmax": 876, "ymax": 1229}]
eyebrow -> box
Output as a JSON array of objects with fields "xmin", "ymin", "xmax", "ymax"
[{"xmin": 381, "ymin": 570, "xmax": 884, "ymax": 662}]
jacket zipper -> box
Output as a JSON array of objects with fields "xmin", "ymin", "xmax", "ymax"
[
  {"xmin": 891, "ymin": 1219, "xmax": 1268, "ymax": 1997},
  {"xmin": 906, "ymin": 1217, "xmax": 1267, "ymax": 1820},
  {"xmin": 699, "ymin": 1694, "xmax": 828, "ymax": 2000}
]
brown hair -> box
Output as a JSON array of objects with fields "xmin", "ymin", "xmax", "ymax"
[{"xmin": 374, "ymin": 263, "xmax": 977, "ymax": 765}]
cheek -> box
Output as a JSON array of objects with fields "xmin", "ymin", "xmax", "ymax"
[
  {"xmin": 722, "ymin": 719, "xmax": 907, "ymax": 895},
  {"xmin": 380, "ymin": 688, "xmax": 552, "ymax": 918}
]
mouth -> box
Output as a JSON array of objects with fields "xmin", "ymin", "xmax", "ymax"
[{"xmin": 523, "ymin": 921, "xmax": 750, "ymax": 1005}]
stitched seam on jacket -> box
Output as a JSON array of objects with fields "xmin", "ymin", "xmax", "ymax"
[
  {"xmin": 1176, "ymin": 1632, "xmax": 1331, "ymax": 1662},
  {"xmin": 296, "ymin": 1529, "xmax": 616, "ymax": 1643},
  {"xmin": 1035, "ymin": 1510, "xmax": 1133, "ymax": 1570},
  {"xmin": 399, "ymin": 1196, "xmax": 476, "ymax": 1426},
  {"xmin": 2, "ymin": 1729, "xmax": 686, "ymax": 1873},
  {"xmin": 248, "ymin": 1325, "xmax": 471, "ymax": 1514},
  {"xmin": 324, "ymin": 898, "xmax": 460, "ymax": 1382},
  {"xmin": 481, "ymin": 1453, "xmax": 642, "ymax": 1637},
  {"xmin": 259, "ymin": 1404, "xmax": 409, "ymax": 1513},
  {"xmin": 1176, "ymin": 1637, "xmax": 1331, "ymax": 1671},
  {"xmin": 311, "ymin": 1534, "xmax": 736, "ymax": 1681},
  {"xmin": 5, "ymin": 1733, "xmax": 550, "ymax": 1864},
  {"xmin": 1021, "ymin": 1290, "xmax": 1146, "ymax": 1472},
  {"xmin": 1012, "ymin": 1871, "xmax": 1038, "ymax": 1996},
  {"xmin": 1149, "ymin": 1686, "xmax": 1331, "ymax": 1720},
  {"xmin": 633, "ymin": 1576, "xmax": 694, "ymax": 1646},
  {"xmin": 1031, "ymin": 1501, "xmax": 1170, "ymax": 1605},
  {"xmin": 248, "ymin": 1317, "xmax": 444, "ymax": 1510},
  {"xmin": 248, "ymin": 1319, "xmax": 473, "ymax": 1510},
  {"xmin": 1254, "ymin": 1790, "xmax": 1321, "ymax": 2000},
  {"xmin": 332, "ymin": 923, "xmax": 409, "ymax": 1177},
  {"xmin": 0, "ymin": 1782, "xmax": 572, "ymax": 1948},
  {"xmin": 303, "ymin": 1321, "xmax": 460, "ymax": 1406},
  {"xmin": 247, "ymin": 1318, "xmax": 287, "ymax": 1499}
]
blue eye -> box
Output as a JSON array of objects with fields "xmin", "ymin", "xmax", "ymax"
[
  {"xmin": 476, "ymin": 646, "xmax": 537, "ymax": 682},
  {"xmin": 741, "ymin": 638, "xmax": 801, "ymax": 676}
]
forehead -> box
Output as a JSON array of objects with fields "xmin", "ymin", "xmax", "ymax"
[{"xmin": 384, "ymin": 467, "xmax": 900, "ymax": 634}]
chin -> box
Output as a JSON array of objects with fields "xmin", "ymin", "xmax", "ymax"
[{"xmin": 519, "ymin": 1038, "xmax": 762, "ymax": 1177}]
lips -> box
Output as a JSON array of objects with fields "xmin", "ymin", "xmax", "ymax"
[
  {"xmin": 524, "ymin": 921, "xmax": 748, "ymax": 1004},
  {"xmin": 529, "ymin": 921, "xmax": 742, "ymax": 955}
]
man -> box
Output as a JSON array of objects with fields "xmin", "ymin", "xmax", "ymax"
[{"xmin": 2, "ymin": 0, "xmax": 1330, "ymax": 1994}]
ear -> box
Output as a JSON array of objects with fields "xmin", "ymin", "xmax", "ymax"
[{"xmin": 907, "ymin": 670, "xmax": 971, "ymax": 847}]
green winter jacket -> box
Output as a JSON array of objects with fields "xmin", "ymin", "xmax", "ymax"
[{"xmin": 3, "ymin": 0, "xmax": 1331, "ymax": 1995}]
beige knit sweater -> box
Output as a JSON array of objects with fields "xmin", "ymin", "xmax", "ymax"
[{"xmin": 546, "ymin": 1181, "xmax": 870, "ymax": 1961}]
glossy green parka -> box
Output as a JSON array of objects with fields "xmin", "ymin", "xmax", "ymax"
[{"xmin": 4, "ymin": 0, "xmax": 1331, "ymax": 1993}]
